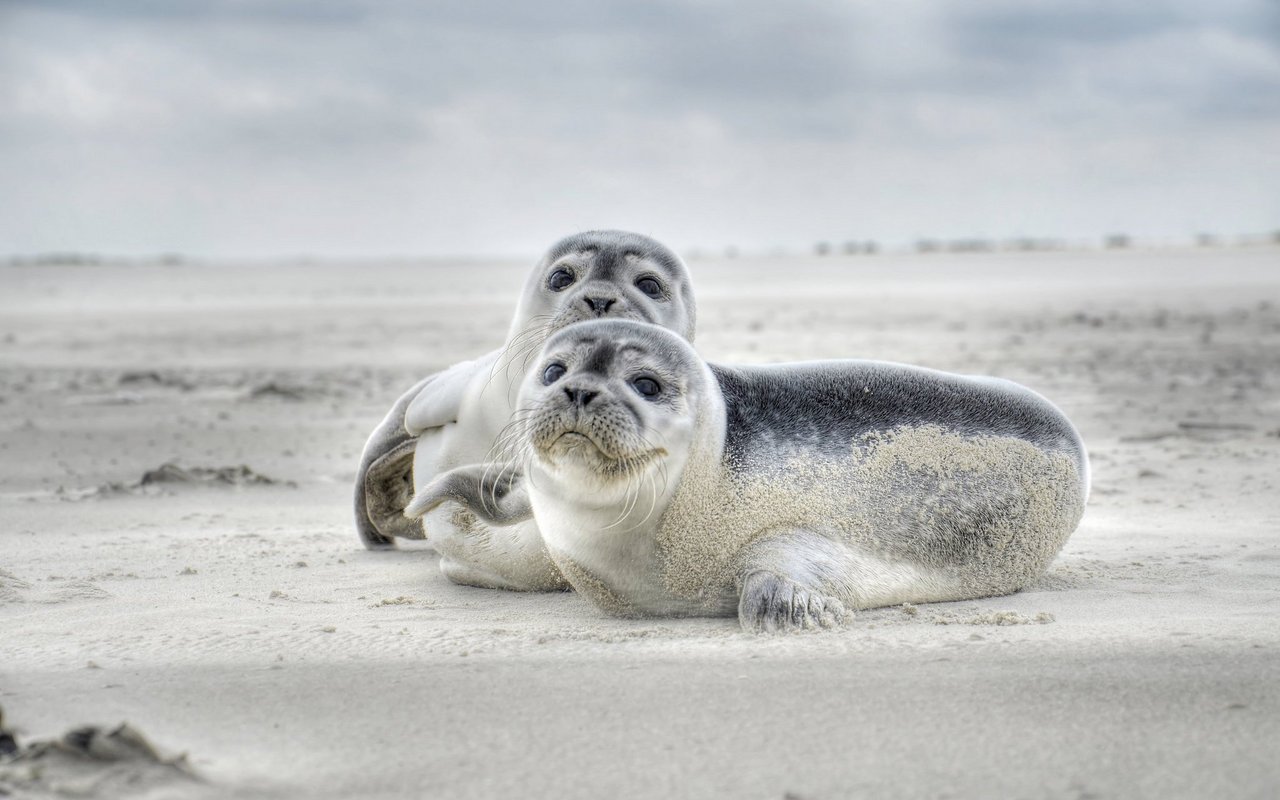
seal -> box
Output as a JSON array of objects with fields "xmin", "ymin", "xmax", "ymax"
[
  {"xmin": 406, "ymin": 319, "xmax": 1090, "ymax": 631},
  {"xmin": 354, "ymin": 232, "xmax": 697, "ymax": 583}
]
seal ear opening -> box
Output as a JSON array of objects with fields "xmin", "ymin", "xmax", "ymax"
[{"xmin": 405, "ymin": 463, "xmax": 534, "ymax": 527}]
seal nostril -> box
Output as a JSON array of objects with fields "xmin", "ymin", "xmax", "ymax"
[
  {"xmin": 584, "ymin": 297, "xmax": 616, "ymax": 315},
  {"xmin": 564, "ymin": 387, "xmax": 599, "ymax": 407}
]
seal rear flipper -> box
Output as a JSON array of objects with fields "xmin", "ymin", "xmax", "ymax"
[
  {"xmin": 404, "ymin": 463, "xmax": 533, "ymax": 527},
  {"xmin": 354, "ymin": 374, "xmax": 437, "ymax": 549},
  {"xmin": 363, "ymin": 439, "xmax": 423, "ymax": 542}
]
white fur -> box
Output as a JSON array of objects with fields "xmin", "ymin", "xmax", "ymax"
[
  {"xmin": 529, "ymin": 435, "xmax": 694, "ymax": 614},
  {"xmin": 524, "ymin": 350, "xmax": 720, "ymax": 616}
]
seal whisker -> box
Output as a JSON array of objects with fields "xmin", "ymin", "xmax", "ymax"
[
  {"xmin": 506, "ymin": 327, "xmax": 554, "ymax": 404},
  {"xmin": 484, "ymin": 407, "xmax": 536, "ymax": 464},
  {"xmin": 487, "ymin": 316, "xmax": 552, "ymax": 380},
  {"xmin": 616, "ymin": 468, "xmax": 660, "ymax": 534},
  {"xmin": 633, "ymin": 431, "xmax": 671, "ymax": 496},
  {"xmin": 639, "ymin": 469, "xmax": 660, "ymax": 530},
  {"xmin": 481, "ymin": 316, "xmax": 555, "ymax": 399},
  {"xmin": 499, "ymin": 321, "xmax": 551, "ymax": 375},
  {"xmin": 599, "ymin": 458, "xmax": 643, "ymax": 530},
  {"xmin": 497, "ymin": 324, "xmax": 554, "ymax": 405},
  {"xmin": 493, "ymin": 418, "xmax": 536, "ymax": 466},
  {"xmin": 620, "ymin": 458, "xmax": 647, "ymax": 521},
  {"xmin": 485, "ymin": 327, "xmax": 538, "ymax": 387},
  {"xmin": 484, "ymin": 459, "xmax": 519, "ymax": 517},
  {"xmin": 520, "ymin": 450, "xmax": 544, "ymax": 495}
]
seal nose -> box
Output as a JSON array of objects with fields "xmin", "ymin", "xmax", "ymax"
[
  {"xmin": 564, "ymin": 387, "xmax": 599, "ymax": 408},
  {"xmin": 583, "ymin": 296, "xmax": 616, "ymax": 315}
]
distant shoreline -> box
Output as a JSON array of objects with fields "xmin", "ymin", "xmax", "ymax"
[{"xmin": 5, "ymin": 232, "xmax": 1280, "ymax": 268}]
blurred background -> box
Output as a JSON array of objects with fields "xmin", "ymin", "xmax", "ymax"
[{"xmin": 2, "ymin": 0, "xmax": 1277, "ymax": 260}]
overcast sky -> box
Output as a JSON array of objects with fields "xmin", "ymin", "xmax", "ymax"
[{"xmin": 1, "ymin": 0, "xmax": 1277, "ymax": 258}]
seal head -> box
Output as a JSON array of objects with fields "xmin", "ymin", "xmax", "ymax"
[
  {"xmin": 525, "ymin": 320, "xmax": 706, "ymax": 494},
  {"xmin": 507, "ymin": 230, "xmax": 696, "ymax": 347}
]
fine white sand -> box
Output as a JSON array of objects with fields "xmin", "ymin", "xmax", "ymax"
[{"xmin": 2, "ymin": 247, "xmax": 1278, "ymax": 798}]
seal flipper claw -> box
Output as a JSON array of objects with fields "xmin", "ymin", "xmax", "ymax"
[
  {"xmin": 738, "ymin": 570, "xmax": 847, "ymax": 634},
  {"xmin": 405, "ymin": 463, "xmax": 533, "ymax": 527}
]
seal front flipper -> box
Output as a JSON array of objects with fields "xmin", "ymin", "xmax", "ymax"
[
  {"xmin": 737, "ymin": 571, "xmax": 849, "ymax": 634},
  {"xmin": 405, "ymin": 464, "xmax": 566, "ymax": 592},
  {"xmin": 404, "ymin": 463, "xmax": 533, "ymax": 526},
  {"xmin": 736, "ymin": 531, "xmax": 850, "ymax": 634}
]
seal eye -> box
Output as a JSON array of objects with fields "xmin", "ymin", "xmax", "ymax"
[
  {"xmin": 635, "ymin": 277, "xmax": 663, "ymax": 299},
  {"xmin": 543, "ymin": 363, "xmax": 567, "ymax": 384},
  {"xmin": 547, "ymin": 269, "xmax": 575, "ymax": 292},
  {"xmin": 631, "ymin": 376, "xmax": 662, "ymax": 399}
]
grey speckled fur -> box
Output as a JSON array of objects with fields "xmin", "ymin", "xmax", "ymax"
[{"xmin": 712, "ymin": 361, "xmax": 1089, "ymax": 492}]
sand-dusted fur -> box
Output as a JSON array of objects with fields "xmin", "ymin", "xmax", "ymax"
[{"xmin": 412, "ymin": 319, "xmax": 1089, "ymax": 632}]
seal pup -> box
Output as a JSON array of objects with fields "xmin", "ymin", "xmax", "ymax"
[
  {"xmin": 355, "ymin": 233, "xmax": 697, "ymax": 586},
  {"xmin": 406, "ymin": 319, "xmax": 1089, "ymax": 631}
]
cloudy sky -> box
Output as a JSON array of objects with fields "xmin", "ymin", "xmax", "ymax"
[{"xmin": 1, "ymin": 0, "xmax": 1277, "ymax": 257}]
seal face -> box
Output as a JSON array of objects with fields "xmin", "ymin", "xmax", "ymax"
[
  {"xmin": 506, "ymin": 230, "xmax": 697, "ymax": 352},
  {"xmin": 526, "ymin": 327, "xmax": 699, "ymax": 489},
  {"xmin": 413, "ymin": 318, "xmax": 1091, "ymax": 631},
  {"xmin": 355, "ymin": 232, "xmax": 696, "ymax": 591}
]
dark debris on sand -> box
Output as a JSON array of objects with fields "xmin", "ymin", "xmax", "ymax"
[
  {"xmin": 0, "ymin": 707, "xmax": 202, "ymax": 798},
  {"xmin": 51, "ymin": 462, "xmax": 295, "ymax": 501},
  {"xmin": 139, "ymin": 462, "xmax": 288, "ymax": 487},
  {"xmin": 244, "ymin": 381, "xmax": 315, "ymax": 401},
  {"xmin": 116, "ymin": 370, "xmax": 196, "ymax": 391}
]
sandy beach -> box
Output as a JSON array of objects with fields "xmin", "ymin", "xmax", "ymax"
[{"xmin": 2, "ymin": 246, "xmax": 1278, "ymax": 799}]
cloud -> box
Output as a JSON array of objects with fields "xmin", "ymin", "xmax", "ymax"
[{"xmin": 0, "ymin": 0, "xmax": 1277, "ymax": 256}]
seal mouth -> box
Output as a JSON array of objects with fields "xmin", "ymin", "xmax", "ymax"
[
  {"xmin": 541, "ymin": 430, "xmax": 666, "ymax": 476},
  {"xmin": 551, "ymin": 430, "xmax": 602, "ymax": 451},
  {"xmin": 549, "ymin": 303, "xmax": 652, "ymax": 335}
]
